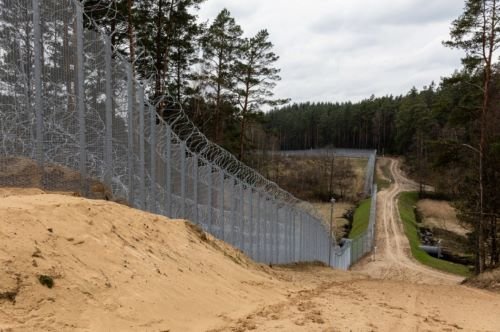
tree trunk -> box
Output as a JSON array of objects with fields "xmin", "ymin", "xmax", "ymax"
[
  {"xmin": 63, "ymin": 12, "xmax": 74, "ymax": 113},
  {"xmin": 154, "ymin": 0, "xmax": 163, "ymax": 100},
  {"xmin": 477, "ymin": 0, "xmax": 497, "ymax": 273},
  {"xmin": 491, "ymin": 215, "xmax": 498, "ymax": 266},
  {"xmin": 127, "ymin": 0, "xmax": 135, "ymax": 64},
  {"xmin": 238, "ymin": 99, "xmax": 249, "ymax": 160},
  {"xmin": 214, "ymin": 51, "xmax": 224, "ymax": 144}
]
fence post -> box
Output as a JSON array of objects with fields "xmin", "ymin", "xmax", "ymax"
[
  {"xmin": 230, "ymin": 177, "xmax": 236, "ymax": 246},
  {"xmin": 269, "ymin": 200, "xmax": 274, "ymax": 263},
  {"xmin": 207, "ymin": 163, "xmax": 213, "ymax": 233},
  {"xmin": 126, "ymin": 64, "xmax": 134, "ymax": 204},
  {"xmin": 219, "ymin": 171, "xmax": 225, "ymax": 240},
  {"xmin": 264, "ymin": 197, "xmax": 271, "ymax": 263},
  {"xmin": 180, "ymin": 141, "xmax": 186, "ymax": 218},
  {"xmin": 138, "ymin": 86, "xmax": 146, "ymax": 209},
  {"xmin": 239, "ymin": 182, "xmax": 245, "ymax": 250},
  {"xmin": 165, "ymin": 126, "xmax": 172, "ymax": 216},
  {"xmin": 193, "ymin": 154, "xmax": 199, "ymax": 224},
  {"xmin": 150, "ymin": 105, "xmax": 157, "ymax": 213},
  {"xmin": 256, "ymin": 191, "xmax": 262, "ymax": 261},
  {"xmin": 284, "ymin": 207, "xmax": 289, "ymax": 263},
  {"xmin": 299, "ymin": 211, "xmax": 303, "ymax": 261},
  {"xmin": 249, "ymin": 187, "xmax": 254, "ymax": 258},
  {"xmin": 104, "ymin": 35, "xmax": 113, "ymax": 190},
  {"xmin": 292, "ymin": 209, "xmax": 296, "ymax": 262},
  {"xmin": 305, "ymin": 214, "xmax": 308, "ymax": 261},
  {"xmin": 32, "ymin": 0, "xmax": 43, "ymax": 172},
  {"xmin": 315, "ymin": 221, "xmax": 319, "ymax": 261},
  {"xmin": 76, "ymin": 4, "xmax": 87, "ymax": 196},
  {"xmin": 275, "ymin": 203, "xmax": 279, "ymax": 264},
  {"xmin": 290, "ymin": 209, "xmax": 294, "ymax": 262}
]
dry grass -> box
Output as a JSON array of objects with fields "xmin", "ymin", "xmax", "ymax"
[
  {"xmin": 263, "ymin": 155, "xmax": 368, "ymax": 202},
  {"xmin": 347, "ymin": 158, "xmax": 368, "ymax": 195},
  {"xmin": 376, "ymin": 158, "xmax": 392, "ymax": 182},
  {"xmin": 416, "ymin": 199, "xmax": 469, "ymax": 237},
  {"xmin": 0, "ymin": 157, "xmax": 112, "ymax": 200},
  {"xmin": 311, "ymin": 202, "xmax": 354, "ymax": 240}
]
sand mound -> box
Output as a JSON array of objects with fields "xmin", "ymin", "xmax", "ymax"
[
  {"xmin": 464, "ymin": 268, "xmax": 500, "ymax": 293},
  {"xmin": 0, "ymin": 190, "xmax": 284, "ymax": 331},
  {"xmin": 2, "ymin": 186, "xmax": 500, "ymax": 332}
]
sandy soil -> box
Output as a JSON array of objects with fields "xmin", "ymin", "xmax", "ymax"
[
  {"xmin": 417, "ymin": 199, "xmax": 470, "ymax": 237},
  {"xmin": 2, "ymin": 159, "xmax": 500, "ymax": 332},
  {"xmin": 215, "ymin": 268, "xmax": 500, "ymax": 332},
  {"xmin": 218, "ymin": 157, "xmax": 500, "ymax": 332},
  {"xmin": 0, "ymin": 188, "xmax": 286, "ymax": 331}
]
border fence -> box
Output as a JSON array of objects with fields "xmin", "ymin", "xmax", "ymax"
[
  {"xmin": 0, "ymin": 0, "xmax": 376, "ymax": 269},
  {"xmin": 274, "ymin": 149, "xmax": 378, "ymax": 269}
]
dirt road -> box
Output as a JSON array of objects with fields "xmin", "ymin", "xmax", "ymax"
[
  {"xmin": 214, "ymin": 157, "xmax": 500, "ymax": 331},
  {"xmin": 351, "ymin": 157, "xmax": 463, "ymax": 284}
]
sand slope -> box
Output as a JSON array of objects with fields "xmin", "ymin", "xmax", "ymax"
[
  {"xmin": 1, "ymin": 187, "xmax": 500, "ymax": 332},
  {"xmin": 0, "ymin": 189, "xmax": 284, "ymax": 331}
]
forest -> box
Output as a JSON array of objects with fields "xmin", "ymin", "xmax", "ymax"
[
  {"xmin": 264, "ymin": 2, "xmax": 500, "ymax": 274},
  {"xmin": 81, "ymin": 1, "xmax": 499, "ymax": 274}
]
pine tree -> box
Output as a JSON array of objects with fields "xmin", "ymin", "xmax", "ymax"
[
  {"xmin": 167, "ymin": 0, "xmax": 205, "ymax": 104},
  {"xmin": 233, "ymin": 29, "xmax": 286, "ymax": 160},
  {"xmin": 200, "ymin": 9, "xmax": 243, "ymax": 144}
]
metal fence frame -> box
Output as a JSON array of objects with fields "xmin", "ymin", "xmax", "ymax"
[{"xmin": 0, "ymin": 0, "xmax": 377, "ymax": 269}]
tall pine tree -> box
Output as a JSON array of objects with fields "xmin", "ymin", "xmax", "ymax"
[
  {"xmin": 200, "ymin": 9, "xmax": 242, "ymax": 144},
  {"xmin": 233, "ymin": 29, "xmax": 285, "ymax": 160}
]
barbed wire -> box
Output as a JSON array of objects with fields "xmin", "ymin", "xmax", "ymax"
[{"xmin": 76, "ymin": 0, "xmax": 325, "ymax": 219}]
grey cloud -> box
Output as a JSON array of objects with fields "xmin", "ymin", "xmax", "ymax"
[
  {"xmin": 312, "ymin": 0, "xmax": 463, "ymax": 34},
  {"xmin": 199, "ymin": 0, "xmax": 465, "ymax": 104}
]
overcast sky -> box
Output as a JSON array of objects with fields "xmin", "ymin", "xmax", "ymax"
[{"xmin": 198, "ymin": 0, "xmax": 466, "ymax": 104}]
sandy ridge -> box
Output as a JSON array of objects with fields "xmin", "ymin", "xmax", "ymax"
[{"xmin": 1, "ymin": 162, "xmax": 500, "ymax": 332}]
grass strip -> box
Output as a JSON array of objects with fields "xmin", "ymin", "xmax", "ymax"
[
  {"xmin": 398, "ymin": 192, "xmax": 472, "ymax": 277},
  {"xmin": 349, "ymin": 198, "xmax": 371, "ymax": 239}
]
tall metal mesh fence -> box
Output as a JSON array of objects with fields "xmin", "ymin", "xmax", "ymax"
[{"xmin": 0, "ymin": 0, "xmax": 377, "ymax": 269}]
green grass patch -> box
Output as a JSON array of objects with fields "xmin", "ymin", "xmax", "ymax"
[
  {"xmin": 398, "ymin": 192, "xmax": 472, "ymax": 277},
  {"xmin": 349, "ymin": 198, "xmax": 371, "ymax": 239}
]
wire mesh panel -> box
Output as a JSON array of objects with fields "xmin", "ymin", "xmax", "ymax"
[{"xmin": 0, "ymin": 1, "xmax": 35, "ymax": 187}]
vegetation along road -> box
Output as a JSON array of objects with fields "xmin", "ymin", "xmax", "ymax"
[
  {"xmin": 216, "ymin": 158, "xmax": 500, "ymax": 331},
  {"xmin": 352, "ymin": 158, "xmax": 464, "ymax": 284}
]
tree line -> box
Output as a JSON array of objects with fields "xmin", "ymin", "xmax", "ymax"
[{"xmin": 264, "ymin": 0, "xmax": 500, "ymax": 274}]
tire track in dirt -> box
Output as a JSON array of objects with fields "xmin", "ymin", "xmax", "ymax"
[{"xmin": 352, "ymin": 157, "xmax": 463, "ymax": 284}]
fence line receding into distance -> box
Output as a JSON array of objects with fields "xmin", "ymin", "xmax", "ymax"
[{"xmin": 0, "ymin": 0, "xmax": 377, "ymax": 269}]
